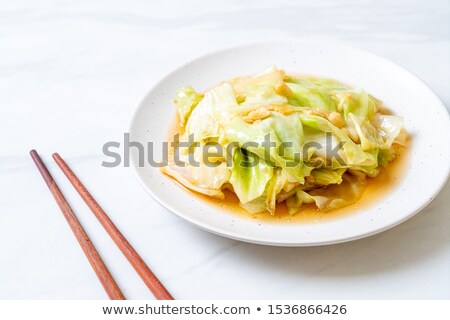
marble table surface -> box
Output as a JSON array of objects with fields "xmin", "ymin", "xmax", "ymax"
[{"xmin": 1, "ymin": 0, "xmax": 449, "ymax": 299}]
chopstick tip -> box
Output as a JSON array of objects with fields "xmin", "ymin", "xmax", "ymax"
[{"xmin": 29, "ymin": 149, "xmax": 40, "ymax": 162}]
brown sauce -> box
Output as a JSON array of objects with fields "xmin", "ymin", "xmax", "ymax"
[
  {"xmin": 165, "ymin": 113, "xmax": 409, "ymax": 224},
  {"xmin": 196, "ymin": 145, "xmax": 408, "ymax": 224}
]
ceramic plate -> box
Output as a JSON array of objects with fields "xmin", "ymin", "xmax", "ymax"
[{"xmin": 130, "ymin": 41, "xmax": 450, "ymax": 246}]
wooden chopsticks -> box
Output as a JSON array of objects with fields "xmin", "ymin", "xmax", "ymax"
[
  {"xmin": 52, "ymin": 153, "xmax": 173, "ymax": 300},
  {"xmin": 30, "ymin": 150, "xmax": 173, "ymax": 300},
  {"xmin": 30, "ymin": 150, "xmax": 125, "ymax": 300}
]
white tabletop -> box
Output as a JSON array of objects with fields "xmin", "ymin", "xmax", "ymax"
[{"xmin": 1, "ymin": 0, "xmax": 449, "ymax": 299}]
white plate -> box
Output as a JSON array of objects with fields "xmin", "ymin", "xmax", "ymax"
[{"xmin": 130, "ymin": 41, "xmax": 450, "ymax": 246}]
